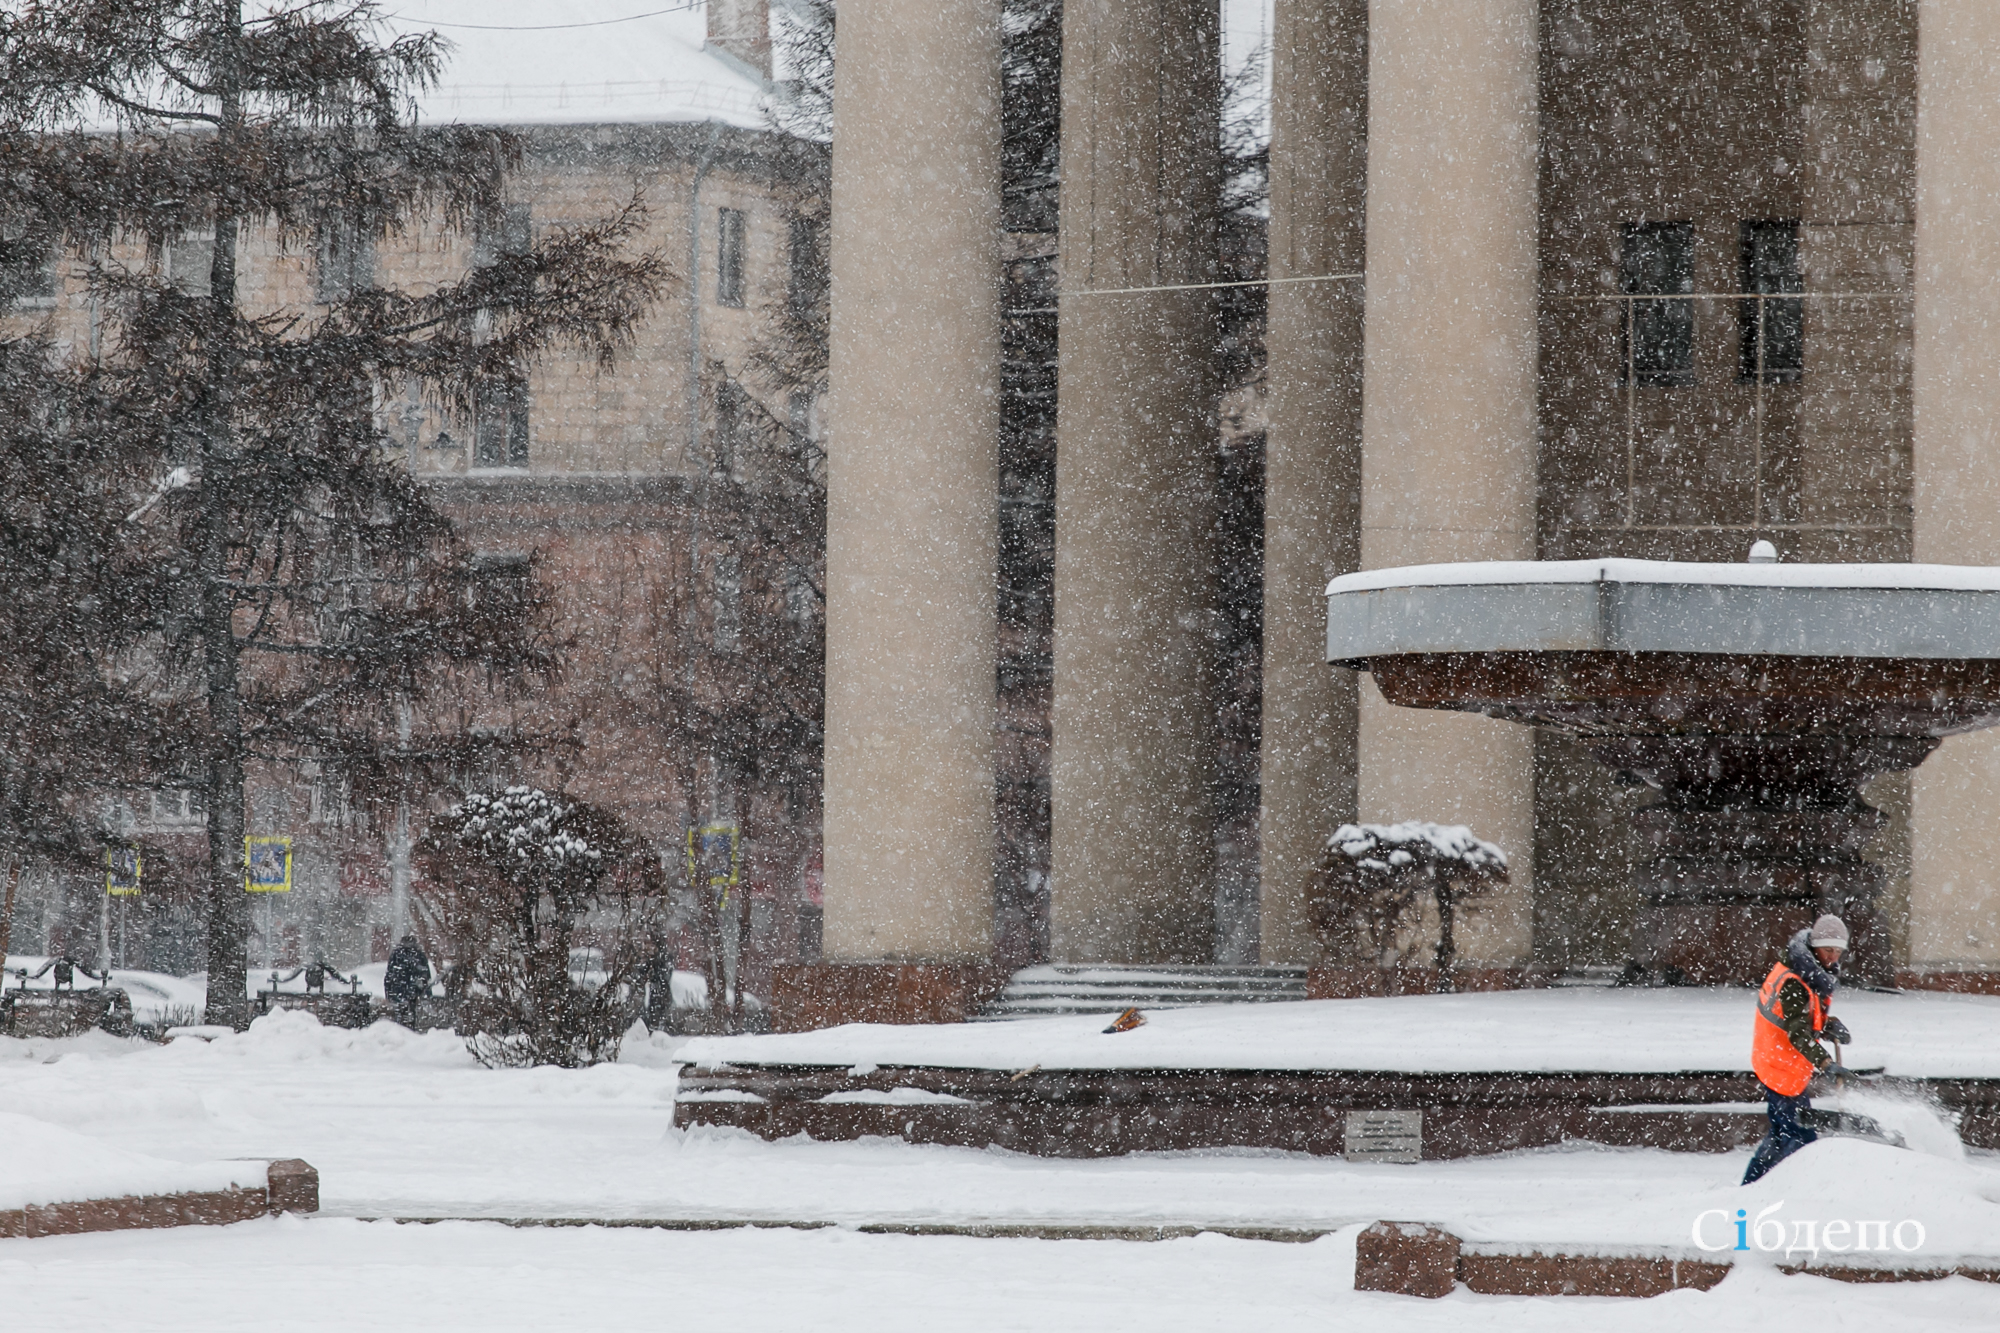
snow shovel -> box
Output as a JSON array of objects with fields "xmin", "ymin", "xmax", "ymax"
[{"xmin": 1802, "ymin": 1041, "xmax": 1907, "ymax": 1149}]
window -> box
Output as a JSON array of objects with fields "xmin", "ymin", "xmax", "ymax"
[
  {"xmin": 472, "ymin": 202, "xmax": 532, "ymax": 267},
  {"xmin": 150, "ymin": 788, "xmax": 207, "ymax": 826},
  {"xmin": 786, "ymin": 212, "xmax": 825, "ymax": 318},
  {"xmin": 787, "ymin": 389, "xmax": 814, "ymax": 441},
  {"xmin": 716, "ymin": 207, "xmax": 746, "ymax": 307},
  {"xmin": 309, "ymin": 774, "xmax": 347, "ymax": 827},
  {"xmin": 1740, "ymin": 220, "xmax": 1803, "ymax": 384},
  {"xmin": 253, "ymin": 788, "xmax": 292, "ymax": 830},
  {"xmin": 712, "ymin": 554, "xmax": 741, "ymax": 652},
  {"xmin": 714, "ymin": 379, "xmax": 743, "ymax": 476},
  {"xmin": 784, "ymin": 564, "xmax": 817, "ymax": 627},
  {"xmin": 314, "ymin": 210, "xmax": 376, "ymax": 302},
  {"xmin": 1, "ymin": 224, "xmax": 57, "ymax": 307},
  {"xmin": 1620, "ymin": 221, "xmax": 1695, "ymax": 387},
  {"xmin": 471, "ymin": 552, "xmax": 532, "ymax": 619},
  {"xmin": 166, "ymin": 233, "xmax": 215, "ymax": 298},
  {"xmin": 472, "ymin": 377, "xmax": 530, "ymax": 468}
]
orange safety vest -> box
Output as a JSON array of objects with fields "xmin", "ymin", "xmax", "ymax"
[{"xmin": 1752, "ymin": 960, "xmax": 1827, "ymax": 1096}]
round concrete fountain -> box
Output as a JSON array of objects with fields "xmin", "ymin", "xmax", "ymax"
[{"xmin": 1326, "ymin": 556, "xmax": 2000, "ymax": 984}]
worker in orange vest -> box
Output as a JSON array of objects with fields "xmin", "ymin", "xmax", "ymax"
[{"xmin": 1742, "ymin": 915, "xmax": 1853, "ymax": 1184}]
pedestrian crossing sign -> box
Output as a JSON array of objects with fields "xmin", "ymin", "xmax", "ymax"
[
  {"xmin": 245, "ymin": 836, "xmax": 292, "ymax": 893},
  {"xmin": 105, "ymin": 846, "xmax": 142, "ymax": 897}
]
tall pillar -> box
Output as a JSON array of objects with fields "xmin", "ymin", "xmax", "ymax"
[
  {"xmin": 1258, "ymin": 0, "xmax": 1369, "ymax": 965},
  {"xmin": 1908, "ymin": 0, "xmax": 2000, "ymax": 987},
  {"xmin": 823, "ymin": 0, "xmax": 999, "ymax": 961},
  {"xmin": 1355, "ymin": 0, "xmax": 1540, "ymax": 966},
  {"xmin": 1051, "ymin": 0, "xmax": 1222, "ymax": 963}
]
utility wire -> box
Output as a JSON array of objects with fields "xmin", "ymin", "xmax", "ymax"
[
  {"xmin": 1065, "ymin": 271, "xmax": 1363, "ymax": 298},
  {"xmin": 389, "ymin": 3, "xmax": 702, "ymax": 32}
]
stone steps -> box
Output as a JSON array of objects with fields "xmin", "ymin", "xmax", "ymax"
[{"xmin": 973, "ymin": 964, "xmax": 1311, "ymax": 1021}]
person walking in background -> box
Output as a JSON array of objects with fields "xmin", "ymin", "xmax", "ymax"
[
  {"xmin": 385, "ymin": 933, "xmax": 433, "ymax": 1028},
  {"xmin": 1742, "ymin": 915, "xmax": 1853, "ymax": 1184}
]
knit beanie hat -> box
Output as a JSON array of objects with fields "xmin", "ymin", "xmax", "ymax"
[{"xmin": 1809, "ymin": 914, "xmax": 1851, "ymax": 950}]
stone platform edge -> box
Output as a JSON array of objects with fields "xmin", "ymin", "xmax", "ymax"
[
  {"xmin": 0, "ymin": 1158, "xmax": 318, "ymax": 1240},
  {"xmin": 675, "ymin": 1065, "xmax": 2000, "ymax": 1158},
  {"xmin": 763, "ymin": 963, "xmax": 2000, "ymax": 1031},
  {"xmin": 1355, "ymin": 1221, "xmax": 2000, "ymax": 1298}
]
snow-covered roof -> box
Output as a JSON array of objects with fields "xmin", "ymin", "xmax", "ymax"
[
  {"xmin": 1330, "ymin": 558, "xmax": 2000, "ymax": 596},
  {"xmin": 385, "ymin": 2, "xmax": 770, "ymax": 128}
]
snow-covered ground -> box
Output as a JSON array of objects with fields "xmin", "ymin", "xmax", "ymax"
[
  {"xmin": 10, "ymin": 1217, "xmax": 2000, "ymax": 1333},
  {"xmin": 681, "ymin": 987, "xmax": 2000, "ymax": 1078},
  {"xmin": 0, "ymin": 1111, "xmax": 262, "ymax": 1211},
  {"xmin": 5, "ymin": 1005, "xmax": 2000, "ymax": 1327}
]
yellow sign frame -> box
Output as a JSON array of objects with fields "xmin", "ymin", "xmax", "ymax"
[
  {"xmin": 686, "ymin": 823, "xmax": 740, "ymax": 899},
  {"xmin": 105, "ymin": 846, "xmax": 142, "ymax": 897},
  {"xmin": 245, "ymin": 835, "xmax": 293, "ymax": 893}
]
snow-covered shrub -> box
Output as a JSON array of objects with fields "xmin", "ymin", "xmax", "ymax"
[
  {"xmin": 1314, "ymin": 821, "xmax": 1508, "ymax": 986},
  {"xmin": 416, "ymin": 787, "xmax": 665, "ymax": 1068}
]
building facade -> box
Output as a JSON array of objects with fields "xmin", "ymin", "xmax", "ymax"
[{"xmin": 823, "ymin": 0, "xmax": 2000, "ymax": 1002}]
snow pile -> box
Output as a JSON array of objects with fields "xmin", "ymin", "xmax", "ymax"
[
  {"xmin": 1326, "ymin": 822, "xmax": 1508, "ymax": 876},
  {"xmin": 0, "ymin": 1110, "xmax": 261, "ymax": 1211},
  {"xmin": 154, "ymin": 1008, "xmax": 476, "ymax": 1070}
]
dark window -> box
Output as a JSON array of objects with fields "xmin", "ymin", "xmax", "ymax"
[
  {"xmin": 784, "ymin": 564, "xmax": 817, "ymax": 627},
  {"xmin": 714, "ymin": 379, "xmax": 743, "ymax": 475},
  {"xmin": 473, "ymin": 377, "xmax": 530, "ymax": 468},
  {"xmin": 473, "ymin": 203, "xmax": 532, "ymax": 267},
  {"xmin": 314, "ymin": 211, "xmax": 375, "ymax": 302},
  {"xmin": 471, "ymin": 552, "xmax": 532, "ymax": 617},
  {"xmin": 1, "ymin": 224, "xmax": 57, "ymax": 306},
  {"xmin": 796, "ymin": 903, "xmax": 823, "ymax": 961},
  {"xmin": 717, "ymin": 207, "xmax": 746, "ymax": 307},
  {"xmin": 1620, "ymin": 221, "xmax": 1695, "ymax": 387},
  {"xmin": 786, "ymin": 212, "xmax": 825, "ymax": 318},
  {"xmin": 1740, "ymin": 220, "xmax": 1803, "ymax": 384},
  {"xmin": 712, "ymin": 554, "xmax": 741, "ymax": 652}
]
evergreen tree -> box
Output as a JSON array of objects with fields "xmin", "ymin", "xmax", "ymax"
[
  {"xmin": 0, "ymin": 338, "xmax": 168, "ymax": 888},
  {"xmin": 0, "ymin": 1, "xmax": 666, "ymax": 1025}
]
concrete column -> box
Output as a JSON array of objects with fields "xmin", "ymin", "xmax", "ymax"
[
  {"xmin": 1051, "ymin": 0, "xmax": 1222, "ymax": 963},
  {"xmin": 1356, "ymin": 0, "xmax": 1540, "ymax": 966},
  {"xmin": 1258, "ymin": 0, "xmax": 1369, "ymax": 965},
  {"xmin": 1908, "ymin": 0, "xmax": 2000, "ymax": 983},
  {"xmin": 823, "ymin": 0, "xmax": 999, "ymax": 961}
]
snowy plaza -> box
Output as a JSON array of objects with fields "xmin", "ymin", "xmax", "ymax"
[
  {"xmin": 14, "ymin": 0, "xmax": 2000, "ymax": 1326},
  {"xmin": 5, "ymin": 1000, "xmax": 2000, "ymax": 1330}
]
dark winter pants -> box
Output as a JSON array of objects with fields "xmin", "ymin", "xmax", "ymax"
[{"xmin": 1742, "ymin": 1087, "xmax": 1817, "ymax": 1185}]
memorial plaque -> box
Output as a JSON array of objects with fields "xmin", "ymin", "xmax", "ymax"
[{"xmin": 1344, "ymin": 1109, "xmax": 1422, "ymax": 1163}]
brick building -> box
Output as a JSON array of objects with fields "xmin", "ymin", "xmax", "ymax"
[{"xmin": 2, "ymin": 1, "xmax": 827, "ymax": 1000}]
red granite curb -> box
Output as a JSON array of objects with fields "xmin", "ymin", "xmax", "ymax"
[
  {"xmin": 0, "ymin": 1158, "xmax": 317, "ymax": 1240},
  {"xmin": 1354, "ymin": 1221, "xmax": 2000, "ymax": 1297}
]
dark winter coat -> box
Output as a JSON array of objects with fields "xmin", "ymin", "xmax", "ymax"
[
  {"xmin": 384, "ymin": 939, "xmax": 432, "ymax": 1004},
  {"xmin": 1774, "ymin": 929, "xmax": 1849, "ymax": 1067}
]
